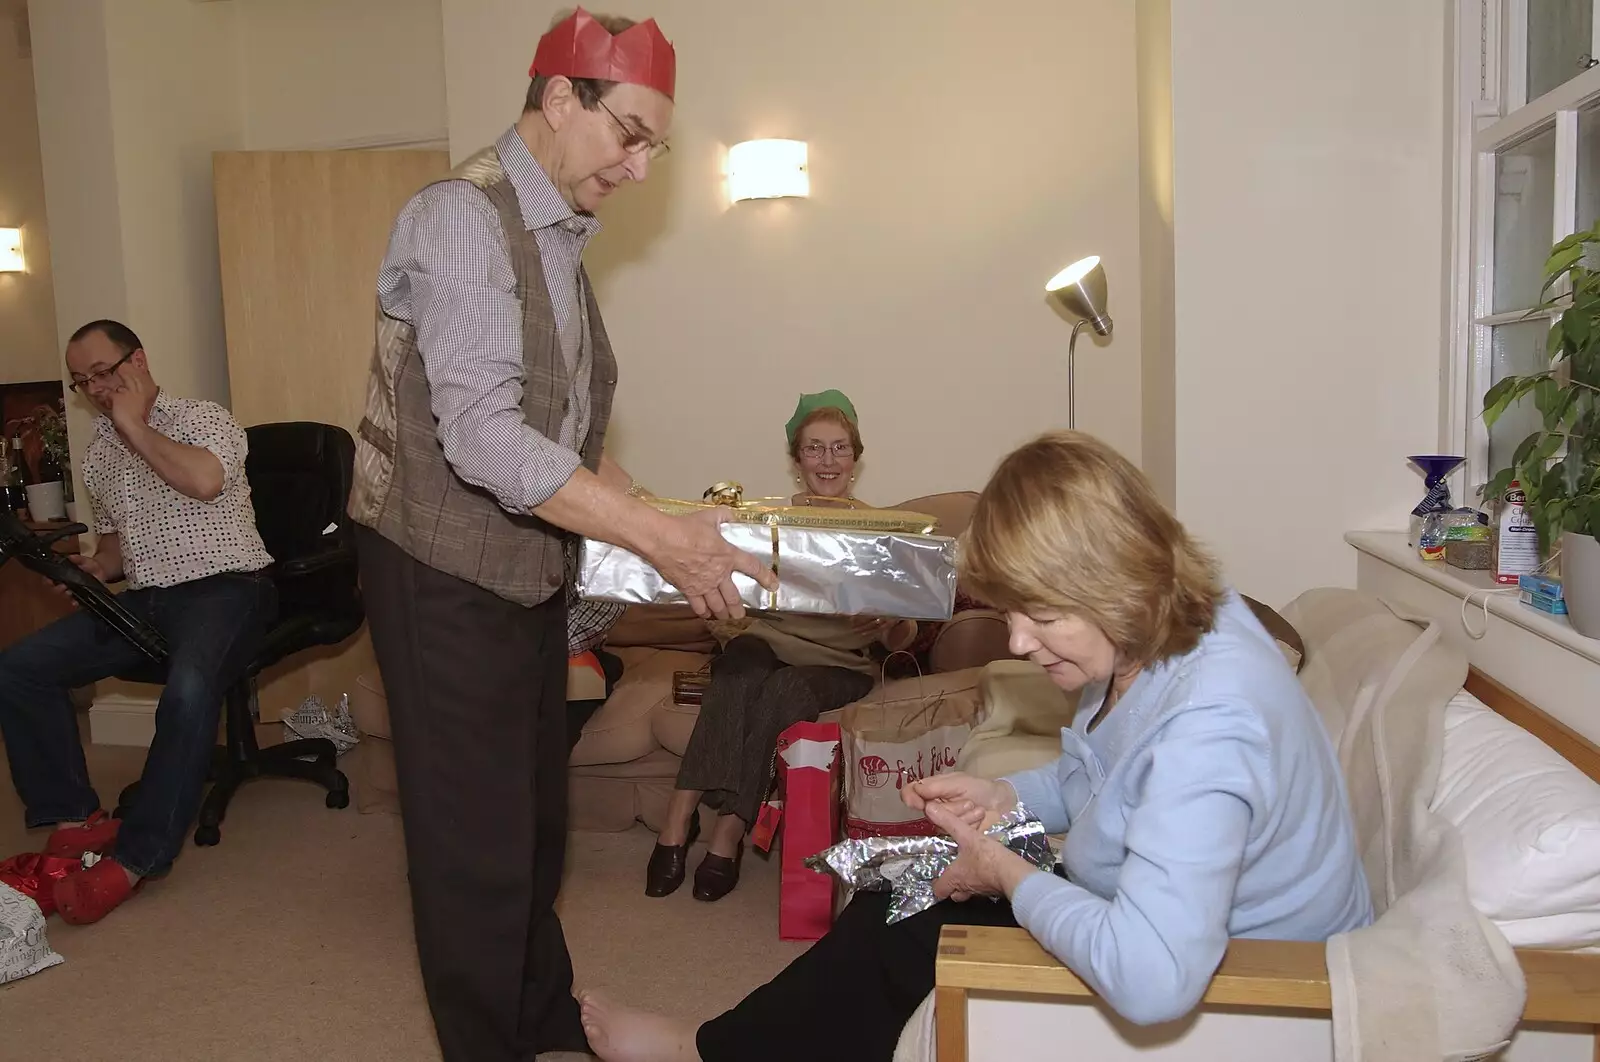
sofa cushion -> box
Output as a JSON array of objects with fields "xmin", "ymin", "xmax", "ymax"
[
  {"xmin": 569, "ymin": 749, "xmax": 684, "ymax": 832},
  {"xmin": 605, "ymin": 604, "xmax": 717, "ymax": 653},
  {"xmin": 927, "ymin": 609, "xmax": 1012, "ymax": 673},
  {"xmin": 571, "ymin": 647, "xmax": 709, "ymax": 767},
  {"xmin": 957, "ymin": 660, "xmax": 1081, "ymax": 780},
  {"xmin": 1431, "ymin": 689, "xmax": 1600, "ymax": 950},
  {"xmin": 656, "ymin": 665, "xmax": 988, "ymax": 760},
  {"xmin": 895, "ymin": 491, "xmax": 979, "ymax": 537}
]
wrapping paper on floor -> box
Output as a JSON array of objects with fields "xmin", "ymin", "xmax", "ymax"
[
  {"xmin": 0, "ymin": 880, "xmax": 65, "ymax": 985},
  {"xmin": 805, "ymin": 806, "xmax": 1058, "ymax": 924},
  {"xmin": 0, "ymin": 851, "xmax": 86, "ymax": 919},
  {"xmin": 578, "ymin": 488, "xmax": 957, "ymax": 620}
]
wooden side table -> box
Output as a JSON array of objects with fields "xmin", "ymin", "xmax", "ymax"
[{"xmin": 0, "ymin": 520, "xmax": 81, "ymax": 651}]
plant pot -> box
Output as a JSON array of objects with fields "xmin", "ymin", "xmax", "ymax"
[
  {"xmin": 1563, "ymin": 531, "xmax": 1600, "ymax": 639},
  {"xmin": 23, "ymin": 480, "xmax": 66, "ymax": 522}
]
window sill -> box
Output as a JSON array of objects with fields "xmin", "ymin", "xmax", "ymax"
[
  {"xmin": 1345, "ymin": 531, "xmax": 1600, "ymax": 665},
  {"xmin": 1346, "ymin": 531, "xmax": 1600, "ymax": 742}
]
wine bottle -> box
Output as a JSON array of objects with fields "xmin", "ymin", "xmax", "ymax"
[{"xmin": 4, "ymin": 435, "xmax": 28, "ymax": 516}]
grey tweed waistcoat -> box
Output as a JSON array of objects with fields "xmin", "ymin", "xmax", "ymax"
[{"xmin": 349, "ymin": 146, "xmax": 617, "ymax": 606}]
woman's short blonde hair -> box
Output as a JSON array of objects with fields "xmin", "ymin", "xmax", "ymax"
[{"xmin": 960, "ymin": 431, "xmax": 1224, "ymax": 667}]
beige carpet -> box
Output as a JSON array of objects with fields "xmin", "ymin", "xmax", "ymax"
[{"xmin": 0, "ymin": 736, "xmax": 808, "ymax": 1060}]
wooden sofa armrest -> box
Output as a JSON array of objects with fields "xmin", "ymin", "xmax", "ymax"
[{"xmin": 934, "ymin": 926, "xmax": 1600, "ymax": 1061}]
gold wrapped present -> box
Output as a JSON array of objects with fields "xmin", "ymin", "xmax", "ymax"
[
  {"xmin": 577, "ymin": 483, "xmax": 958, "ymax": 620},
  {"xmin": 643, "ymin": 481, "xmax": 941, "ymax": 535}
]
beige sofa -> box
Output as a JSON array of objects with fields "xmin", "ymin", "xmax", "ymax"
[{"xmin": 342, "ymin": 491, "xmax": 1017, "ymax": 832}]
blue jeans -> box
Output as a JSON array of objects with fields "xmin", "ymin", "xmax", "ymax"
[{"xmin": 0, "ymin": 571, "xmax": 276, "ymax": 876}]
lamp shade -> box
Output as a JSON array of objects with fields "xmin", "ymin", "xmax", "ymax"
[{"xmin": 1045, "ymin": 255, "xmax": 1112, "ymax": 336}]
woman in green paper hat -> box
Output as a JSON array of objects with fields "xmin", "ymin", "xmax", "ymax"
[{"xmin": 643, "ymin": 390, "xmax": 920, "ymax": 903}]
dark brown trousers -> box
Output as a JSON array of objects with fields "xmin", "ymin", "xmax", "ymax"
[{"xmin": 356, "ymin": 526, "xmax": 584, "ymax": 1061}]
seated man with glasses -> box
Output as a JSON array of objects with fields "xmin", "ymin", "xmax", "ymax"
[
  {"xmin": 0, "ymin": 318, "xmax": 275, "ymax": 925},
  {"xmin": 644, "ymin": 390, "xmax": 921, "ymax": 905}
]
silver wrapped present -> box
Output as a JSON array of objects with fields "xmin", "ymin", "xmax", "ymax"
[
  {"xmin": 577, "ymin": 496, "xmax": 958, "ymax": 620},
  {"xmin": 805, "ymin": 806, "xmax": 1058, "ymax": 924},
  {"xmin": 0, "ymin": 881, "xmax": 64, "ymax": 985}
]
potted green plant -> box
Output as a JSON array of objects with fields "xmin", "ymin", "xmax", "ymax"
[
  {"xmin": 1483, "ymin": 223, "xmax": 1600, "ymax": 637},
  {"xmin": 3, "ymin": 402, "xmax": 71, "ymax": 523}
]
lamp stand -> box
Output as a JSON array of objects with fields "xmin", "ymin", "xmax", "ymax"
[{"xmin": 1067, "ymin": 319, "xmax": 1090, "ymax": 431}]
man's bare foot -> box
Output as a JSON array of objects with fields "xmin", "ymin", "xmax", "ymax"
[{"xmin": 578, "ymin": 991, "xmax": 701, "ymax": 1062}]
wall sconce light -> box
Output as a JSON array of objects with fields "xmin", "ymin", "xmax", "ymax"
[
  {"xmin": 727, "ymin": 139, "xmax": 809, "ymax": 203},
  {"xmin": 0, "ymin": 229, "xmax": 23, "ymax": 273}
]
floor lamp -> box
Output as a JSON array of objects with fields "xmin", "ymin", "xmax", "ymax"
[{"xmin": 1045, "ymin": 255, "xmax": 1114, "ymax": 430}]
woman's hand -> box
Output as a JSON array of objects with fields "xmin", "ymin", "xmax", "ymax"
[
  {"xmin": 849, "ymin": 616, "xmax": 918, "ymax": 651},
  {"xmin": 902, "ymin": 772, "xmax": 1016, "ymax": 829},
  {"xmin": 925, "ymin": 801, "xmax": 1036, "ymax": 902}
]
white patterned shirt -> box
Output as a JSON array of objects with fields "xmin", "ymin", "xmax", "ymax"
[
  {"xmin": 84, "ymin": 391, "xmax": 273, "ymax": 590},
  {"xmin": 376, "ymin": 126, "xmax": 601, "ymax": 514}
]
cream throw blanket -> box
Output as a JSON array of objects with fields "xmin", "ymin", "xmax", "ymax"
[
  {"xmin": 895, "ymin": 589, "xmax": 1524, "ymax": 1061},
  {"xmin": 1285, "ymin": 589, "xmax": 1524, "ymax": 1062}
]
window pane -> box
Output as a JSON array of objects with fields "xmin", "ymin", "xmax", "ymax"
[
  {"xmin": 1493, "ymin": 127, "xmax": 1558, "ymax": 313},
  {"xmin": 1487, "ymin": 319, "xmax": 1550, "ymax": 477},
  {"xmin": 1528, "ymin": 0, "xmax": 1594, "ymax": 101},
  {"xmin": 1580, "ymin": 107, "xmax": 1600, "ymax": 234}
]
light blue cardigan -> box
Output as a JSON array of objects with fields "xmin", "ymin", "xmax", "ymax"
[{"xmin": 1002, "ymin": 592, "xmax": 1373, "ymax": 1025}]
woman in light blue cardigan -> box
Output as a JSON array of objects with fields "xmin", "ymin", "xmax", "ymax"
[{"xmin": 581, "ymin": 431, "xmax": 1373, "ymax": 1062}]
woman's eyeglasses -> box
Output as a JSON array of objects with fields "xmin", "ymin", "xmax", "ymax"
[{"xmin": 799, "ymin": 442, "xmax": 855, "ymax": 460}]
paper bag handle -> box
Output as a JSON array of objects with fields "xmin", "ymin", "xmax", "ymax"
[{"xmin": 873, "ymin": 649, "xmax": 943, "ymax": 727}]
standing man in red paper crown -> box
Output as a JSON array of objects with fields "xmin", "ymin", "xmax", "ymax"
[{"xmin": 351, "ymin": 8, "xmax": 777, "ymax": 1062}]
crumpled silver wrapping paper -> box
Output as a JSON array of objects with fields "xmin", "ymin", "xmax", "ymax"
[
  {"xmin": 577, "ymin": 521, "xmax": 958, "ymax": 621},
  {"xmin": 283, "ymin": 693, "xmax": 361, "ymax": 755},
  {"xmin": 805, "ymin": 806, "xmax": 1058, "ymax": 924}
]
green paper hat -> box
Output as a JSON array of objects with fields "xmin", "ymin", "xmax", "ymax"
[{"xmin": 785, "ymin": 389, "xmax": 858, "ymax": 445}]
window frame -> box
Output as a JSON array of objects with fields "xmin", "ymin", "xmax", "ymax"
[{"xmin": 1447, "ymin": 0, "xmax": 1600, "ymax": 498}]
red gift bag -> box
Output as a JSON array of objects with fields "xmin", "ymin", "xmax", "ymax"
[{"xmin": 767, "ymin": 720, "xmax": 843, "ymax": 942}]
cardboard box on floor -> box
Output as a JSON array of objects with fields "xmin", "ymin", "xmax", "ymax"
[{"xmin": 250, "ymin": 626, "xmax": 376, "ymax": 724}]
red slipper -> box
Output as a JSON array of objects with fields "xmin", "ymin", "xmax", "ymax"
[
  {"xmin": 44, "ymin": 810, "xmax": 121, "ymax": 859},
  {"xmin": 53, "ymin": 857, "xmax": 140, "ymax": 925}
]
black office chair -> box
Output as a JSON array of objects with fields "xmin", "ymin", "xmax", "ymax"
[{"xmin": 115, "ymin": 422, "xmax": 363, "ymax": 845}]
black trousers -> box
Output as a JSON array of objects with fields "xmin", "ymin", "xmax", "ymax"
[
  {"xmin": 696, "ymin": 888, "xmax": 1024, "ymax": 1062},
  {"xmin": 676, "ymin": 635, "xmax": 874, "ymax": 824},
  {"xmin": 356, "ymin": 527, "xmax": 584, "ymax": 1061}
]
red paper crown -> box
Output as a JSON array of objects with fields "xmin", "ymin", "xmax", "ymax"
[{"xmin": 530, "ymin": 7, "xmax": 676, "ymax": 100}]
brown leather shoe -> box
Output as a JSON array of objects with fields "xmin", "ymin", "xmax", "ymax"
[
  {"xmin": 692, "ymin": 842, "xmax": 743, "ymax": 902},
  {"xmin": 644, "ymin": 811, "xmax": 699, "ymax": 897}
]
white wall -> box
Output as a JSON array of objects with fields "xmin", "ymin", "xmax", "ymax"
[
  {"xmin": 442, "ymin": 0, "xmax": 1145, "ymax": 506},
  {"xmin": 1160, "ymin": 0, "xmax": 1449, "ymax": 607},
  {"xmin": 30, "ymin": 0, "xmax": 242, "ymax": 502},
  {"xmin": 101, "ymin": 0, "xmax": 241, "ymax": 406},
  {"xmin": 27, "ymin": 0, "xmax": 1451, "ymax": 612},
  {"xmin": 238, "ymin": 0, "xmax": 447, "ymax": 150},
  {"xmin": 29, "ymin": 0, "xmax": 130, "ymax": 495},
  {"xmin": 0, "ymin": 0, "xmax": 59, "ymax": 385},
  {"xmin": 1136, "ymin": 0, "xmax": 1176, "ymax": 507}
]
